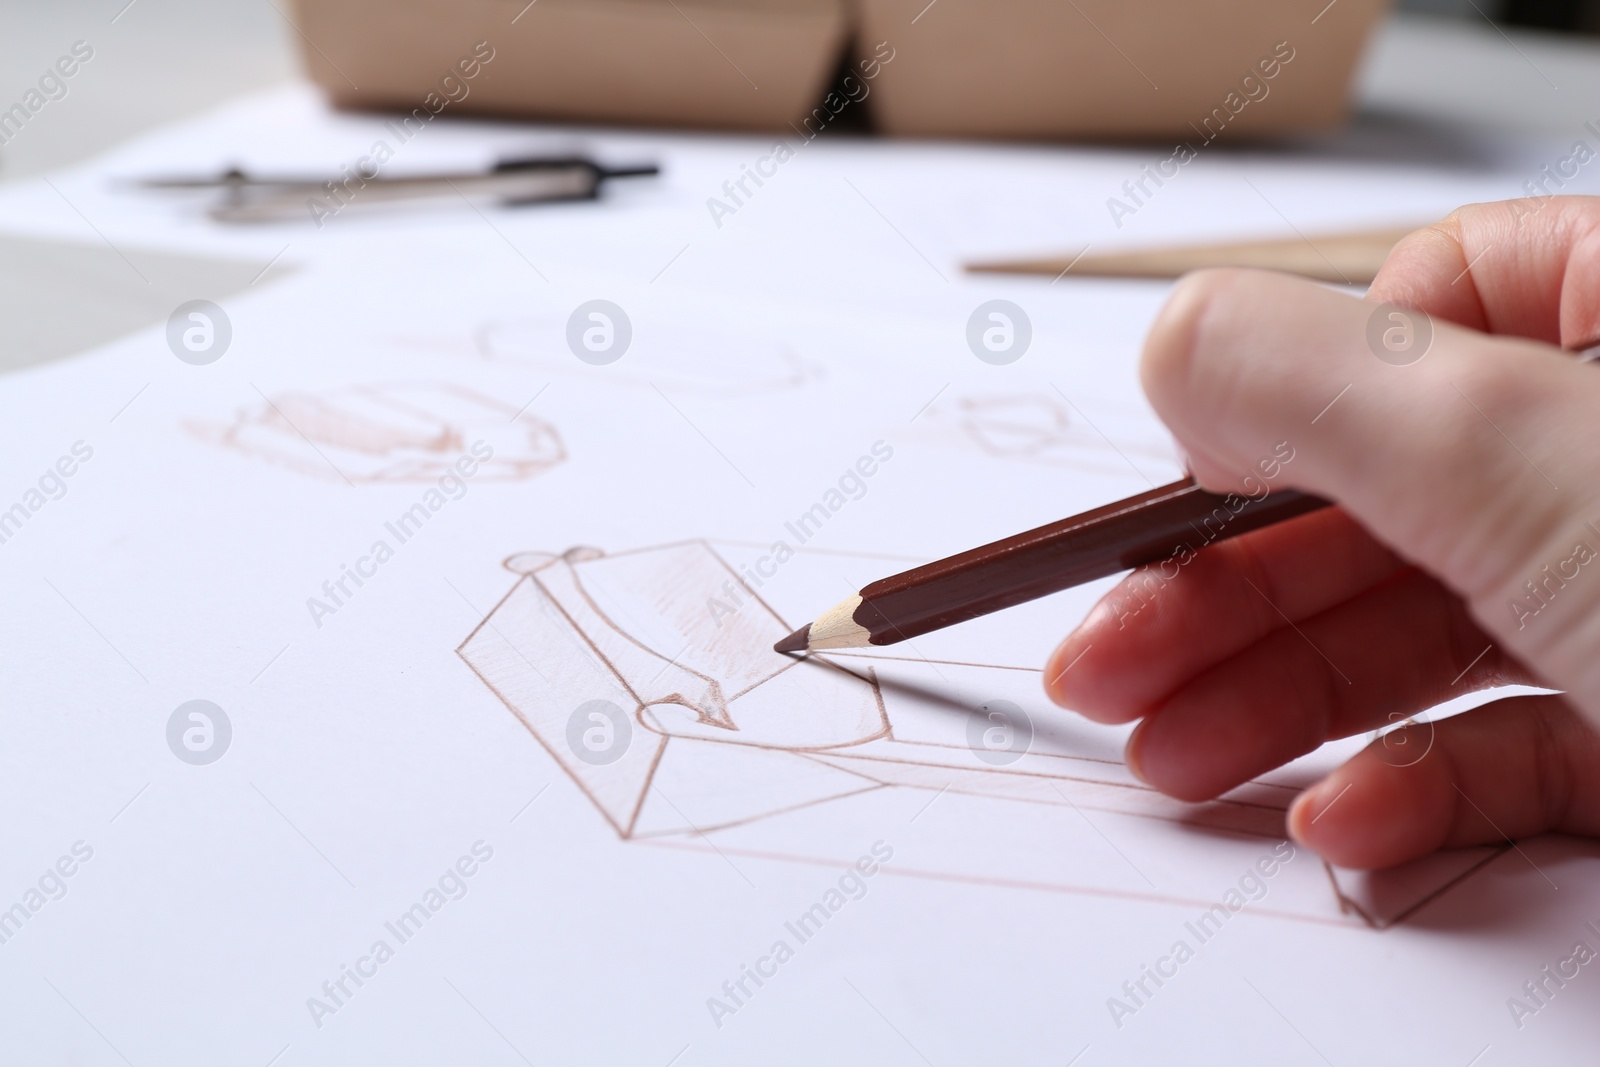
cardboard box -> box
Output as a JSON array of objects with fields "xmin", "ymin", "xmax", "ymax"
[
  {"xmin": 858, "ymin": 0, "xmax": 1390, "ymax": 139},
  {"xmin": 289, "ymin": 0, "xmax": 851, "ymax": 131},
  {"xmin": 290, "ymin": 0, "xmax": 1387, "ymax": 138}
]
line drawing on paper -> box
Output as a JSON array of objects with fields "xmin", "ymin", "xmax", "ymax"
[
  {"xmin": 468, "ymin": 316, "xmax": 823, "ymax": 396},
  {"xmin": 456, "ymin": 539, "xmax": 1504, "ymax": 929},
  {"xmin": 188, "ymin": 381, "xmax": 566, "ymax": 484},
  {"xmin": 917, "ymin": 392, "xmax": 1181, "ymax": 480}
]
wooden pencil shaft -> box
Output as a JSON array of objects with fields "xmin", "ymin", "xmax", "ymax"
[
  {"xmin": 853, "ymin": 479, "xmax": 1330, "ymax": 645},
  {"xmin": 966, "ymin": 228, "xmax": 1418, "ymax": 286}
]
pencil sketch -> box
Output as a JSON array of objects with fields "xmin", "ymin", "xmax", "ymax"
[
  {"xmin": 456, "ymin": 539, "xmax": 1502, "ymax": 929},
  {"xmin": 918, "ymin": 392, "xmax": 1182, "ymax": 480},
  {"xmin": 188, "ymin": 381, "xmax": 565, "ymax": 484},
  {"xmin": 469, "ymin": 316, "xmax": 822, "ymax": 396}
]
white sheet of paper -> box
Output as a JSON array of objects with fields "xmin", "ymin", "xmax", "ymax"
[{"xmin": 2, "ymin": 87, "xmax": 1597, "ymax": 1065}]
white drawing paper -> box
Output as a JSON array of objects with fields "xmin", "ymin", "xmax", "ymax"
[{"xmin": 0, "ymin": 87, "xmax": 1593, "ymax": 1067}]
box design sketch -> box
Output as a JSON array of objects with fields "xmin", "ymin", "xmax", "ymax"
[
  {"xmin": 458, "ymin": 540, "xmax": 1504, "ymax": 928},
  {"xmin": 189, "ymin": 382, "xmax": 566, "ymax": 485}
]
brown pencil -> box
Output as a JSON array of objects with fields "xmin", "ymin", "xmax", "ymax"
[{"xmin": 775, "ymin": 477, "xmax": 1330, "ymax": 653}]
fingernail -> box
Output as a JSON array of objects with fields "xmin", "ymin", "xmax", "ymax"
[
  {"xmin": 1125, "ymin": 722, "xmax": 1150, "ymax": 784},
  {"xmin": 1174, "ymin": 440, "xmax": 1192, "ymax": 476},
  {"xmin": 1044, "ymin": 615, "xmax": 1104, "ymax": 705},
  {"xmin": 1289, "ymin": 775, "xmax": 1349, "ymax": 846},
  {"xmin": 1045, "ymin": 640, "xmax": 1088, "ymax": 697}
]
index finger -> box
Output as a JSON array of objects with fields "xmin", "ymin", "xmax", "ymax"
[{"xmin": 1370, "ymin": 196, "xmax": 1600, "ymax": 350}]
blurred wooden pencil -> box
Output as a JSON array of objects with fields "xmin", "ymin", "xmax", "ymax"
[{"xmin": 966, "ymin": 226, "xmax": 1421, "ymax": 286}]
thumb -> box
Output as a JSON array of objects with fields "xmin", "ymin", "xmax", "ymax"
[{"xmin": 1141, "ymin": 268, "xmax": 1600, "ymax": 722}]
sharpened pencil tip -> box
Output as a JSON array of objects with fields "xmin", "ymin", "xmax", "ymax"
[{"xmin": 774, "ymin": 624, "xmax": 812, "ymax": 654}]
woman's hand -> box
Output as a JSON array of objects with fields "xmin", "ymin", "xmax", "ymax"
[{"xmin": 1045, "ymin": 197, "xmax": 1600, "ymax": 870}]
